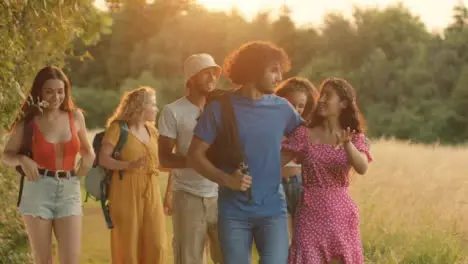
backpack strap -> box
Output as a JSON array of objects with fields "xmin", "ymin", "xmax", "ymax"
[
  {"xmin": 217, "ymin": 94, "xmax": 252, "ymax": 202},
  {"xmin": 113, "ymin": 122, "xmax": 129, "ymax": 180},
  {"xmin": 16, "ymin": 118, "xmax": 34, "ymax": 207},
  {"xmin": 99, "ymin": 121, "xmax": 129, "ymax": 229},
  {"xmin": 218, "ymin": 94, "xmax": 245, "ymax": 164}
]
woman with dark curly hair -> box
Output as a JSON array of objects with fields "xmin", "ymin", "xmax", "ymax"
[
  {"xmin": 188, "ymin": 41, "xmax": 304, "ymax": 264},
  {"xmin": 282, "ymin": 77, "xmax": 373, "ymax": 264},
  {"xmin": 275, "ymin": 77, "xmax": 318, "ymax": 241}
]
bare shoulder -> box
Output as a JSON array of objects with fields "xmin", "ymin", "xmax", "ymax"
[
  {"xmin": 3, "ymin": 119, "xmax": 28, "ymax": 152},
  {"xmin": 14, "ymin": 119, "xmax": 26, "ymax": 130},
  {"xmin": 72, "ymin": 109, "xmax": 85, "ymax": 121},
  {"xmin": 7, "ymin": 119, "xmax": 26, "ymax": 138},
  {"xmin": 72, "ymin": 109, "xmax": 86, "ymax": 131}
]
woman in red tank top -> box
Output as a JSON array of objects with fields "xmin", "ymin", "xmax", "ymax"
[{"xmin": 2, "ymin": 66, "xmax": 95, "ymax": 264}]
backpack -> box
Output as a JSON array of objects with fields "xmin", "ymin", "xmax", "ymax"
[
  {"xmin": 84, "ymin": 121, "xmax": 128, "ymax": 229},
  {"xmin": 204, "ymin": 92, "xmax": 252, "ymax": 202}
]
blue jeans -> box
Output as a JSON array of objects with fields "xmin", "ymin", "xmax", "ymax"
[
  {"xmin": 218, "ymin": 214, "xmax": 289, "ymax": 264},
  {"xmin": 282, "ymin": 174, "xmax": 303, "ymax": 217}
]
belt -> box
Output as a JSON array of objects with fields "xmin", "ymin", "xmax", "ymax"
[{"xmin": 38, "ymin": 168, "xmax": 76, "ymax": 178}]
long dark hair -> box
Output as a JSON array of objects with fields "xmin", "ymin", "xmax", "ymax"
[
  {"xmin": 9, "ymin": 66, "xmax": 75, "ymax": 131},
  {"xmin": 275, "ymin": 77, "xmax": 319, "ymax": 123},
  {"xmin": 309, "ymin": 77, "xmax": 366, "ymax": 133}
]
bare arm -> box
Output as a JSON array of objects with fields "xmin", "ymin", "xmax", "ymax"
[
  {"xmin": 187, "ymin": 137, "xmax": 232, "ymax": 187},
  {"xmin": 3, "ymin": 120, "xmax": 40, "ymax": 180},
  {"xmin": 280, "ymin": 151, "xmax": 301, "ymax": 179},
  {"xmin": 2, "ymin": 121, "xmax": 26, "ymax": 167},
  {"xmin": 98, "ymin": 140, "xmax": 133, "ymax": 170},
  {"xmin": 165, "ymin": 170, "xmax": 173, "ymax": 193},
  {"xmin": 159, "ymin": 167, "xmax": 171, "ymax": 172},
  {"xmin": 344, "ymin": 141, "xmax": 369, "ymax": 174},
  {"xmin": 158, "ymin": 135, "xmax": 186, "ymax": 169},
  {"xmin": 75, "ymin": 110, "xmax": 96, "ymax": 176},
  {"xmin": 98, "ymin": 123, "xmax": 145, "ymax": 170},
  {"xmin": 281, "ymin": 151, "xmax": 296, "ymax": 167},
  {"xmin": 163, "ymin": 170, "xmax": 173, "ymax": 215}
]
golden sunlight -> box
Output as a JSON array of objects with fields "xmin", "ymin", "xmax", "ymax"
[
  {"xmin": 196, "ymin": 0, "xmax": 237, "ymax": 10},
  {"xmin": 195, "ymin": 0, "xmax": 262, "ymax": 17},
  {"xmin": 94, "ymin": 0, "xmax": 455, "ymax": 33}
]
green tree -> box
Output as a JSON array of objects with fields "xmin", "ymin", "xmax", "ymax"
[
  {"xmin": 64, "ymin": 2, "xmax": 468, "ymax": 144},
  {"xmin": 0, "ymin": 2, "xmax": 107, "ymax": 262}
]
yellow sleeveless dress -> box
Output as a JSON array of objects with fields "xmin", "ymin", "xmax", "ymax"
[{"xmin": 103, "ymin": 122, "xmax": 167, "ymax": 264}]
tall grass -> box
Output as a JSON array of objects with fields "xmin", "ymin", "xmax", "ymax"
[
  {"xmin": 75, "ymin": 132, "xmax": 468, "ymax": 263},
  {"xmin": 352, "ymin": 139, "xmax": 468, "ymax": 263}
]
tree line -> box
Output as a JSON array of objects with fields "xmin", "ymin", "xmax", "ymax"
[
  {"xmin": 65, "ymin": 1, "xmax": 468, "ymax": 144},
  {"xmin": 0, "ymin": 1, "xmax": 466, "ymax": 262}
]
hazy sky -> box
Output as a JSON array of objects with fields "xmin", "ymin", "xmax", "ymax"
[{"xmin": 95, "ymin": 0, "xmax": 465, "ymax": 31}]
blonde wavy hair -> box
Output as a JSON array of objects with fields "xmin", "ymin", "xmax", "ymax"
[{"xmin": 106, "ymin": 86, "xmax": 156, "ymax": 127}]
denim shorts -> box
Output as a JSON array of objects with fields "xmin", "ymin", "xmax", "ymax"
[
  {"xmin": 282, "ymin": 174, "xmax": 302, "ymax": 217},
  {"xmin": 19, "ymin": 175, "xmax": 82, "ymax": 220}
]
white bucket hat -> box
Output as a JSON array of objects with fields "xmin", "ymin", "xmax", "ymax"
[{"xmin": 184, "ymin": 53, "xmax": 222, "ymax": 88}]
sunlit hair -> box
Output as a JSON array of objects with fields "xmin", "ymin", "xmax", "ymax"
[
  {"xmin": 106, "ymin": 86, "xmax": 156, "ymax": 127},
  {"xmin": 275, "ymin": 77, "xmax": 319, "ymax": 123},
  {"xmin": 9, "ymin": 66, "xmax": 75, "ymax": 131},
  {"xmin": 309, "ymin": 77, "xmax": 366, "ymax": 133},
  {"xmin": 223, "ymin": 40, "xmax": 291, "ymax": 85}
]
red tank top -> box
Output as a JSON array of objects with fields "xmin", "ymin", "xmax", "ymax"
[{"xmin": 31, "ymin": 111, "xmax": 80, "ymax": 171}]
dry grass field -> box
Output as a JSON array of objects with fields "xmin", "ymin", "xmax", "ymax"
[{"xmin": 54, "ymin": 130, "xmax": 468, "ymax": 263}]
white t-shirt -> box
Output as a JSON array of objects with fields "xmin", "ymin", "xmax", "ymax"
[{"xmin": 158, "ymin": 97, "xmax": 218, "ymax": 197}]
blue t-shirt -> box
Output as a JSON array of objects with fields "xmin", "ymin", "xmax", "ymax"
[{"xmin": 194, "ymin": 93, "xmax": 304, "ymax": 217}]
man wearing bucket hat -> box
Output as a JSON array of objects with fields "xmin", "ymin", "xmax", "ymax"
[
  {"xmin": 187, "ymin": 41, "xmax": 304, "ymax": 264},
  {"xmin": 158, "ymin": 53, "xmax": 223, "ymax": 264}
]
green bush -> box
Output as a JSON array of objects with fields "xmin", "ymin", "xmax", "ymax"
[
  {"xmin": 73, "ymin": 72, "xmax": 188, "ymax": 129},
  {"xmin": 119, "ymin": 71, "xmax": 185, "ymax": 109},
  {"xmin": 73, "ymin": 87, "xmax": 122, "ymax": 129},
  {"xmin": 0, "ymin": 2, "xmax": 109, "ymax": 262},
  {"xmin": 0, "ymin": 165, "xmax": 32, "ymax": 264}
]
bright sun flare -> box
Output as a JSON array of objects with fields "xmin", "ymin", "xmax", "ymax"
[
  {"xmin": 196, "ymin": 0, "xmax": 237, "ymax": 10},
  {"xmin": 196, "ymin": 0, "xmax": 261, "ymax": 17},
  {"xmin": 93, "ymin": 0, "xmax": 453, "ymax": 34}
]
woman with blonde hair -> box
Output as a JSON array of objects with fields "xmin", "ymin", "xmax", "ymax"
[{"xmin": 99, "ymin": 86, "xmax": 167, "ymax": 264}]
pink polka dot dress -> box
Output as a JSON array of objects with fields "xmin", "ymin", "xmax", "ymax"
[{"xmin": 282, "ymin": 125, "xmax": 373, "ymax": 264}]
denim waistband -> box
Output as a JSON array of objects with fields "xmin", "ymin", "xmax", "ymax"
[{"xmin": 282, "ymin": 174, "xmax": 301, "ymax": 184}]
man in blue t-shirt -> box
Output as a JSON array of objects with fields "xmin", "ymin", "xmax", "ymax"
[{"xmin": 187, "ymin": 41, "xmax": 304, "ymax": 264}]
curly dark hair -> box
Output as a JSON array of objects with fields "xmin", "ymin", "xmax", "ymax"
[
  {"xmin": 275, "ymin": 77, "xmax": 319, "ymax": 122},
  {"xmin": 309, "ymin": 77, "xmax": 366, "ymax": 133},
  {"xmin": 223, "ymin": 40, "xmax": 291, "ymax": 86}
]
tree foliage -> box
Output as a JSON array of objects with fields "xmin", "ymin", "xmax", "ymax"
[
  {"xmin": 68, "ymin": 2, "xmax": 468, "ymax": 144},
  {"xmin": 0, "ymin": 1, "xmax": 109, "ymax": 262}
]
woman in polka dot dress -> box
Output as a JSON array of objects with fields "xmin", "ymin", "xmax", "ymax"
[{"xmin": 281, "ymin": 77, "xmax": 372, "ymax": 264}]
